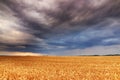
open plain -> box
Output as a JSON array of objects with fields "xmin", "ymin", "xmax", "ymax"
[{"xmin": 0, "ymin": 56, "xmax": 120, "ymax": 80}]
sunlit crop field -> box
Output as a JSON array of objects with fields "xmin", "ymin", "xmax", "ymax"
[{"xmin": 0, "ymin": 56, "xmax": 120, "ymax": 80}]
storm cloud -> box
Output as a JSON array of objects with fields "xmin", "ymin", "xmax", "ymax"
[{"xmin": 0, "ymin": 0, "xmax": 120, "ymax": 55}]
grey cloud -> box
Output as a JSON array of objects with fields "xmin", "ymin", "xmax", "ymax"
[
  {"xmin": 46, "ymin": 19, "xmax": 120, "ymax": 50},
  {"xmin": 8, "ymin": 0, "xmax": 120, "ymax": 27},
  {"xmin": 0, "ymin": 45, "xmax": 8, "ymax": 51},
  {"xmin": 0, "ymin": 2, "xmax": 34, "ymax": 45},
  {"xmin": 4, "ymin": 0, "xmax": 120, "ymax": 38},
  {"xmin": 51, "ymin": 45, "xmax": 120, "ymax": 56},
  {"xmin": 0, "ymin": 0, "xmax": 120, "ymax": 54},
  {"xmin": 102, "ymin": 38, "xmax": 120, "ymax": 44}
]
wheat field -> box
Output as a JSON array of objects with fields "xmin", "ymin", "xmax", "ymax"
[{"xmin": 0, "ymin": 56, "xmax": 120, "ymax": 80}]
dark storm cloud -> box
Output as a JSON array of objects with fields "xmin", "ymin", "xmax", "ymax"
[
  {"xmin": 7, "ymin": 0, "xmax": 120, "ymax": 27},
  {"xmin": 0, "ymin": 1, "xmax": 35, "ymax": 45},
  {"xmin": 47, "ymin": 19, "xmax": 120, "ymax": 49},
  {"xmin": 0, "ymin": 0, "xmax": 120, "ymax": 55},
  {"xmin": 5, "ymin": 0, "xmax": 120, "ymax": 38}
]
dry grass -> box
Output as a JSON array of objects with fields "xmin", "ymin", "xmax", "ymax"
[{"xmin": 0, "ymin": 56, "xmax": 120, "ymax": 80}]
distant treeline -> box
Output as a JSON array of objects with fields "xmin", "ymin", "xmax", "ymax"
[{"xmin": 78, "ymin": 54, "xmax": 120, "ymax": 56}]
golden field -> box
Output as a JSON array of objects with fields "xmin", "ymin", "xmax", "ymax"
[{"xmin": 0, "ymin": 56, "xmax": 120, "ymax": 80}]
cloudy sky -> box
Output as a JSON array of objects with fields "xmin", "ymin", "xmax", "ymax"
[{"xmin": 0, "ymin": 0, "xmax": 120, "ymax": 55}]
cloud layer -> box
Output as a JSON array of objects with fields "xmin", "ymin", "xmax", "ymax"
[
  {"xmin": 0, "ymin": 0, "xmax": 120, "ymax": 55},
  {"xmin": 53, "ymin": 45, "xmax": 120, "ymax": 56}
]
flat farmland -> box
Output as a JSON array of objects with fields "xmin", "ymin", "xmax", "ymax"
[{"xmin": 0, "ymin": 56, "xmax": 120, "ymax": 80}]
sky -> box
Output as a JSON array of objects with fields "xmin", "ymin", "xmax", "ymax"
[{"xmin": 0, "ymin": 0, "xmax": 120, "ymax": 56}]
